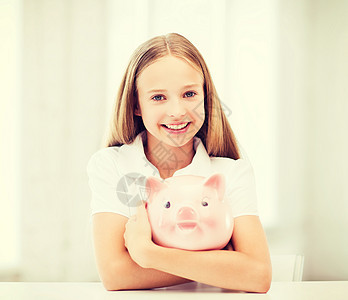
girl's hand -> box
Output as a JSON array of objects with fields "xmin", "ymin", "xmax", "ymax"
[{"xmin": 124, "ymin": 202, "xmax": 154, "ymax": 268}]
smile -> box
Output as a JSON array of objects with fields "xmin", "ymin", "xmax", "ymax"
[{"xmin": 162, "ymin": 122, "xmax": 190, "ymax": 130}]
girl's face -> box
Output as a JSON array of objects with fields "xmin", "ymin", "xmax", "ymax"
[{"xmin": 135, "ymin": 55, "xmax": 205, "ymax": 148}]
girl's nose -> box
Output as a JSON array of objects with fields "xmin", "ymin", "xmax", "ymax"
[{"xmin": 167, "ymin": 98, "xmax": 186, "ymax": 118}]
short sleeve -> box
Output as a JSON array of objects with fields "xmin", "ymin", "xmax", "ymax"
[
  {"xmin": 225, "ymin": 159, "xmax": 259, "ymax": 218},
  {"xmin": 86, "ymin": 149, "xmax": 131, "ymax": 218}
]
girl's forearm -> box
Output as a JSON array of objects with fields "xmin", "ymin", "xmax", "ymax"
[
  {"xmin": 104, "ymin": 251, "xmax": 192, "ymax": 291},
  {"xmin": 144, "ymin": 245, "xmax": 271, "ymax": 293}
]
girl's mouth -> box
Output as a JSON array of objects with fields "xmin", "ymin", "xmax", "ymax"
[{"xmin": 161, "ymin": 122, "xmax": 191, "ymax": 134}]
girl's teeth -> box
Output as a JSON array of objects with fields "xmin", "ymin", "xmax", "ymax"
[{"xmin": 165, "ymin": 122, "xmax": 189, "ymax": 130}]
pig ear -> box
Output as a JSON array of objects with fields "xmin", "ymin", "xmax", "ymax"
[
  {"xmin": 202, "ymin": 173, "xmax": 226, "ymax": 200},
  {"xmin": 145, "ymin": 176, "xmax": 165, "ymax": 203}
]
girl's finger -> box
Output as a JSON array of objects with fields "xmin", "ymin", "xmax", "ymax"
[{"xmin": 137, "ymin": 202, "xmax": 146, "ymax": 216}]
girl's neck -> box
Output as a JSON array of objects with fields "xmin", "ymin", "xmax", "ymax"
[{"xmin": 144, "ymin": 133, "xmax": 195, "ymax": 179}]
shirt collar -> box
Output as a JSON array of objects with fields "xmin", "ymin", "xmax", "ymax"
[{"xmin": 116, "ymin": 131, "xmax": 212, "ymax": 179}]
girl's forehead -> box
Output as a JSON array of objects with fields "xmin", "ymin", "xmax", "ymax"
[
  {"xmin": 137, "ymin": 55, "xmax": 203, "ymax": 89},
  {"xmin": 151, "ymin": 55, "xmax": 202, "ymax": 72}
]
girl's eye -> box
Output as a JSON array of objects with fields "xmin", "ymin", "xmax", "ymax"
[
  {"xmin": 201, "ymin": 200, "xmax": 208, "ymax": 207},
  {"xmin": 184, "ymin": 91, "xmax": 196, "ymax": 98},
  {"xmin": 152, "ymin": 95, "xmax": 165, "ymax": 101},
  {"xmin": 164, "ymin": 201, "xmax": 171, "ymax": 208}
]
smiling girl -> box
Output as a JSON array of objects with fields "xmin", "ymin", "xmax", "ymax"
[{"xmin": 87, "ymin": 33, "xmax": 271, "ymax": 292}]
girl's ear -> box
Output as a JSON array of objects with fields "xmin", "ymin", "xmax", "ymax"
[
  {"xmin": 134, "ymin": 102, "xmax": 141, "ymax": 116},
  {"xmin": 134, "ymin": 108, "xmax": 141, "ymax": 116}
]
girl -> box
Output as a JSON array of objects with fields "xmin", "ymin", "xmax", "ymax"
[{"xmin": 87, "ymin": 33, "xmax": 271, "ymax": 292}]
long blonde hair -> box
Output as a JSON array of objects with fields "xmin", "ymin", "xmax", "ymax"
[{"xmin": 104, "ymin": 33, "xmax": 240, "ymax": 160}]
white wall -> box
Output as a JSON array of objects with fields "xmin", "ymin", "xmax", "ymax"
[
  {"xmin": 267, "ymin": 0, "xmax": 348, "ymax": 280},
  {"xmin": 302, "ymin": 0, "xmax": 348, "ymax": 280},
  {"xmin": 19, "ymin": 0, "xmax": 106, "ymax": 280},
  {"xmin": 0, "ymin": 0, "xmax": 21, "ymax": 276},
  {"xmin": 265, "ymin": 0, "xmax": 309, "ymax": 260},
  {"xmin": 1, "ymin": 0, "xmax": 347, "ymax": 281}
]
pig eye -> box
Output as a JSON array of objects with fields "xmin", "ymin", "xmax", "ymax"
[
  {"xmin": 164, "ymin": 201, "xmax": 171, "ymax": 208},
  {"xmin": 201, "ymin": 200, "xmax": 208, "ymax": 207}
]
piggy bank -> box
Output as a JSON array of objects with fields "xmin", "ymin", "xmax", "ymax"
[{"xmin": 145, "ymin": 173, "xmax": 234, "ymax": 250}]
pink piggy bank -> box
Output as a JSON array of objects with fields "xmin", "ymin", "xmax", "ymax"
[{"xmin": 145, "ymin": 173, "xmax": 234, "ymax": 250}]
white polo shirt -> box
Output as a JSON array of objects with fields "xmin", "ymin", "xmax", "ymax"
[{"xmin": 86, "ymin": 130, "xmax": 258, "ymax": 219}]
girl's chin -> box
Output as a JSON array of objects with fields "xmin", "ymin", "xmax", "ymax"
[{"xmin": 147, "ymin": 124, "xmax": 197, "ymax": 147}]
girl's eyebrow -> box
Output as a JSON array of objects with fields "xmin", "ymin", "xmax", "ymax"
[
  {"xmin": 146, "ymin": 84, "xmax": 201, "ymax": 94},
  {"xmin": 183, "ymin": 83, "xmax": 201, "ymax": 89},
  {"xmin": 147, "ymin": 89, "xmax": 167, "ymax": 94}
]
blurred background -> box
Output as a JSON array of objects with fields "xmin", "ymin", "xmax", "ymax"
[{"xmin": 1, "ymin": 0, "xmax": 347, "ymax": 282}]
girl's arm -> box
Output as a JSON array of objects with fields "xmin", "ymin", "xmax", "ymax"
[
  {"xmin": 125, "ymin": 204, "xmax": 272, "ymax": 293},
  {"xmin": 92, "ymin": 212, "xmax": 192, "ymax": 291}
]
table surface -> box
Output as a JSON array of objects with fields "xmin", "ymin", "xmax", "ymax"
[{"xmin": 0, "ymin": 281, "xmax": 347, "ymax": 300}]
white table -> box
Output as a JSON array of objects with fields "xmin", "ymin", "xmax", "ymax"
[{"xmin": 0, "ymin": 281, "xmax": 347, "ymax": 300}]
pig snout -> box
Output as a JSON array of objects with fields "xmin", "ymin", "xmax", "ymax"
[
  {"xmin": 176, "ymin": 207, "xmax": 198, "ymax": 221},
  {"xmin": 176, "ymin": 207, "xmax": 198, "ymax": 232}
]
